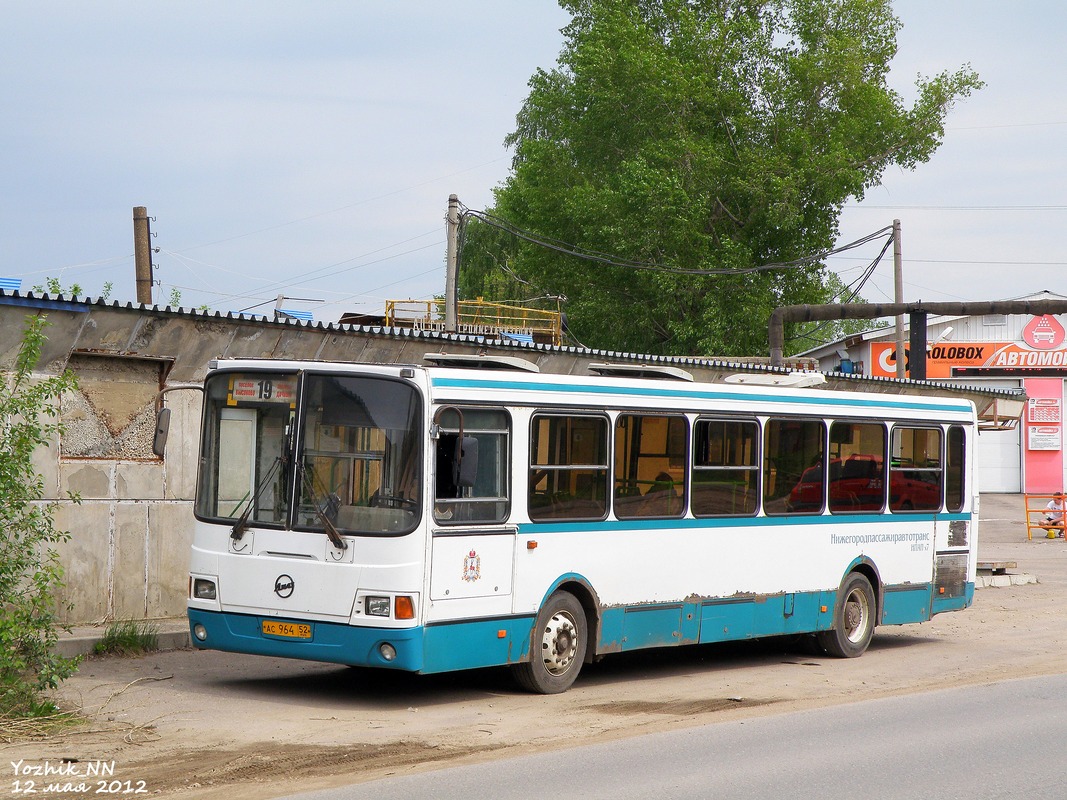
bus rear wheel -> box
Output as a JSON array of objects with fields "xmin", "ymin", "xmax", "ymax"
[
  {"xmin": 512, "ymin": 591, "xmax": 587, "ymax": 694},
  {"xmin": 817, "ymin": 573, "xmax": 876, "ymax": 658}
]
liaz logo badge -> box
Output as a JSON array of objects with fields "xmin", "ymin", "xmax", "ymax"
[
  {"xmin": 462, "ymin": 550, "xmax": 481, "ymax": 583},
  {"xmin": 274, "ymin": 574, "xmax": 295, "ymax": 598},
  {"xmin": 1022, "ymin": 315, "xmax": 1065, "ymax": 350}
]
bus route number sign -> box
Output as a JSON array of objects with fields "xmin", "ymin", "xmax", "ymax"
[{"xmin": 228, "ymin": 376, "xmax": 297, "ymax": 406}]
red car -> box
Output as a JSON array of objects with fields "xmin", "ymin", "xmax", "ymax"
[
  {"xmin": 789, "ymin": 455, "xmax": 883, "ymax": 512},
  {"xmin": 788, "ymin": 455, "xmax": 941, "ymax": 513}
]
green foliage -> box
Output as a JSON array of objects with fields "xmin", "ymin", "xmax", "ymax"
[
  {"xmin": 0, "ymin": 315, "xmax": 80, "ymax": 717},
  {"xmin": 92, "ymin": 620, "xmax": 160, "ymax": 657},
  {"xmin": 32, "ymin": 277, "xmax": 83, "ymax": 297},
  {"xmin": 465, "ymin": 0, "xmax": 982, "ymax": 356},
  {"xmin": 167, "ymin": 287, "xmax": 182, "ymax": 307}
]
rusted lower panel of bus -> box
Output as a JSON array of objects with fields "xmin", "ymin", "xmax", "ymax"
[{"xmin": 595, "ymin": 590, "xmax": 834, "ymax": 654}]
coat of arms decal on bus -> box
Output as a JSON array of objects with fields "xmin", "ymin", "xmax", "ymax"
[{"xmin": 462, "ymin": 550, "xmax": 481, "ymax": 582}]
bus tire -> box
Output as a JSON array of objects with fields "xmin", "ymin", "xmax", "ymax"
[
  {"xmin": 817, "ymin": 572, "xmax": 876, "ymax": 658},
  {"xmin": 512, "ymin": 591, "xmax": 587, "ymax": 694}
]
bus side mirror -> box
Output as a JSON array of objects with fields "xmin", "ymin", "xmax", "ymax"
[
  {"xmin": 454, "ymin": 435, "xmax": 479, "ymax": 488},
  {"xmin": 153, "ymin": 408, "xmax": 172, "ymax": 457}
]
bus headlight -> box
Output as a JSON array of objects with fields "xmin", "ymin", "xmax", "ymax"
[
  {"xmin": 193, "ymin": 579, "xmax": 217, "ymax": 600},
  {"xmin": 366, "ymin": 596, "xmax": 390, "ymax": 617},
  {"xmin": 379, "ymin": 643, "xmax": 397, "ymax": 661},
  {"xmin": 193, "ymin": 623, "xmax": 208, "ymax": 641}
]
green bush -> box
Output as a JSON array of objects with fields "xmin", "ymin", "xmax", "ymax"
[{"xmin": 0, "ymin": 314, "xmax": 80, "ymax": 717}]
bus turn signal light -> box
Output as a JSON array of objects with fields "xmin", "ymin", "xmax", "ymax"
[{"xmin": 395, "ymin": 595, "xmax": 415, "ymax": 619}]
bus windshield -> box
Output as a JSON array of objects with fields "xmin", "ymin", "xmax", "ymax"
[
  {"xmin": 196, "ymin": 370, "xmax": 423, "ymax": 535},
  {"xmin": 297, "ymin": 373, "xmax": 422, "ymax": 535}
]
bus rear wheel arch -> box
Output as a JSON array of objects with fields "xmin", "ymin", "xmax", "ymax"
[
  {"xmin": 818, "ymin": 572, "xmax": 877, "ymax": 658},
  {"xmin": 512, "ymin": 590, "xmax": 589, "ymax": 694}
]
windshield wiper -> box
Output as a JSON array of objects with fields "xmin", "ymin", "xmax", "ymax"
[
  {"xmin": 300, "ymin": 465, "xmax": 348, "ymax": 551},
  {"xmin": 231, "ymin": 456, "xmax": 282, "ymax": 543}
]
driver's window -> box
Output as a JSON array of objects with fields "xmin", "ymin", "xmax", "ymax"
[{"xmin": 434, "ymin": 406, "xmax": 510, "ymax": 525}]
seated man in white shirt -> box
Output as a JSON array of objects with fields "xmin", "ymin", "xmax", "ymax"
[{"xmin": 1041, "ymin": 491, "xmax": 1066, "ymax": 537}]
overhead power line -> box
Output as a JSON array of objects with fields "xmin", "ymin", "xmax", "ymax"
[
  {"xmin": 458, "ymin": 206, "xmax": 892, "ymax": 279},
  {"xmin": 851, "ymin": 204, "xmax": 1067, "ymax": 211},
  {"xmin": 461, "ymin": 207, "xmax": 893, "ymax": 276}
]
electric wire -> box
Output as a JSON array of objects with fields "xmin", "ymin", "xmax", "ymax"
[
  {"xmin": 786, "ymin": 234, "xmax": 894, "ymax": 347},
  {"xmin": 461, "ymin": 206, "xmax": 893, "ymax": 276}
]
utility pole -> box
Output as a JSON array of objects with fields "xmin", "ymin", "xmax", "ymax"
[
  {"xmin": 444, "ymin": 194, "xmax": 460, "ymax": 333},
  {"xmin": 133, "ymin": 206, "xmax": 154, "ymax": 305},
  {"xmin": 893, "ymin": 219, "xmax": 905, "ymax": 379}
]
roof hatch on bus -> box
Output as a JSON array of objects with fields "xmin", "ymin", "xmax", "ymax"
[
  {"xmin": 587, "ymin": 363, "xmax": 694, "ymax": 381},
  {"xmin": 423, "ymin": 352, "xmax": 540, "ymax": 372},
  {"xmin": 724, "ymin": 372, "xmax": 827, "ymax": 388}
]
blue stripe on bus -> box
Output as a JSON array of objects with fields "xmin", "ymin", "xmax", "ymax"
[
  {"xmin": 932, "ymin": 585, "xmax": 974, "ymax": 614},
  {"xmin": 521, "ymin": 512, "xmax": 972, "ymax": 534},
  {"xmin": 430, "ymin": 376, "xmax": 974, "ymax": 414},
  {"xmin": 598, "ymin": 582, "xmax": 955, "ymax": 655},
  {"xmin": 188, "ymin": 608, "xmax": 426, "ymax": 671},
  {"xmin": 423, "ymin": 615, "xmax": 536, "ymax": 672},
  {"xmin": 189, "ymin": 578, "xmax": 973, "ymax": 676},
  {"xmin": 880, "ymin": 585, "xmax": 934, "ymax": 624}
]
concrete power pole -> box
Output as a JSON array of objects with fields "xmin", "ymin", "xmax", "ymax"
[
  {"xmin": 444, "ymin": 194, "xmax": 460, "ymax": 333},
  {"xmin": 893, "ymin": 219, "xmax": 905, "ymax": 379},
  {"xmin": 133, "ymin": 206, "xmax": 154, "ymax": 305}
]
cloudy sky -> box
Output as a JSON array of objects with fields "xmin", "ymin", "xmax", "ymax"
[{"xmin": 2, "ymin": 2, "xmax": 1064, "ymax": 330}]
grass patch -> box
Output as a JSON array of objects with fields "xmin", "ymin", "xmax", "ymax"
[{"xmin": 92, "ymin": 620, "xmax": 160, "ymax": 656}]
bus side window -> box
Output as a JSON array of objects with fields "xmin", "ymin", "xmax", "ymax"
[
  {"xmin": 691, "ymin": 419, "xmax": 759, "ymax": 516},
  {"xmin": 529, "ymin": 413, "xmax": 608, "ymax": 521},
  {"xmin": 764, "ymin": 418, "xmax": 826, "ymax": 515},
  {"xmin": 890, "ymin": 426, "xmax": 943, "ymax": 512},
  {"xmin": 946, "ymin": 426, "xmax": 966, "ymax": 512},
  {"xmin": 614, "ymin": 414, "xmax": 687, "ymax": 519},
  {"xmin": 434, "ymin": 408, "xmax": 510, "ymax": 524},
  {"xmin": 827, "ymin": 422, "xmax": 887, "ymax": 514}
]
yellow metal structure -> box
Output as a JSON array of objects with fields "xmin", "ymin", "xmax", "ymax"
[
  {"xmin": 385, "ymin": 298, "xmax": 563, "ymax": 345},
  {"xmin": 1024, "ymin": 492, "xmax": 1065, "ymax": 540}
]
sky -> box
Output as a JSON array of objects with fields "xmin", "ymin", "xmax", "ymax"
[{"xmin": 1, "ymin": 1, "xmax": 1065, "ymax": 330}]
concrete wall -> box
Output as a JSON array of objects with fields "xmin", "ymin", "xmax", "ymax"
[{"xmin": 48, "ymin": 386, "xmax": 201, "ymax": 623}]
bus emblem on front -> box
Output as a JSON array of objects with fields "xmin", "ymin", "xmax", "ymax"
[
  {"xmin": 274, "ymin": 574, "xmax": 295, "ymax": 598},
  {"xmin": 462, "ymin": 550, "xmax": 481, "ymax": 583}
]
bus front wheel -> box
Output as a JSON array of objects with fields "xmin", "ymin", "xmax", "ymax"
[
  {"xmin": 818, "ymin": 573, "xmax": 876, "ymax": 658},
  {"xmin": 512, "ymin": 591, "xmax": 587, "ymax": 694}
]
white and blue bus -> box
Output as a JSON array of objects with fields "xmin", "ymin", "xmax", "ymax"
[{"xmin": 177, "ymin": 355, "xmax": 977, "ymax": 693}]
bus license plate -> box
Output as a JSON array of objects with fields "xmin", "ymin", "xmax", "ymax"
[{"xmin": 261, "ymin": 620, "xmax": 312, "ymax": 639}]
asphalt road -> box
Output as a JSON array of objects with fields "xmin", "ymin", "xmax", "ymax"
[{"xmin": 286, "ymin": 674, "xmax": 1067, "ymax": 800}]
